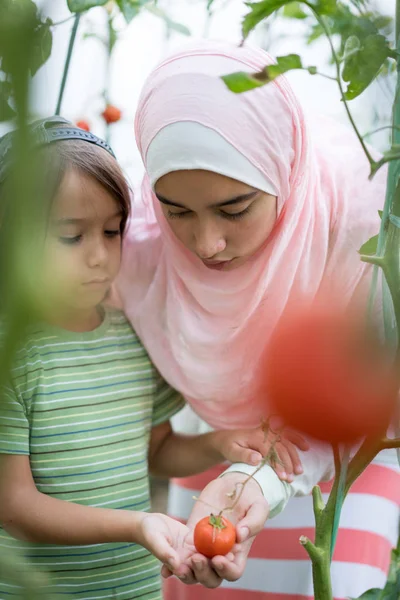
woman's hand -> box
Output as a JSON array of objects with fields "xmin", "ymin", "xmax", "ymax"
[
  {"xmin": 211, "ymin": 425, "xmax": 309, "ymax": 482},
  {"xmin": 161, "ymin": 472, "xmax": 269, "ymax": 588}
]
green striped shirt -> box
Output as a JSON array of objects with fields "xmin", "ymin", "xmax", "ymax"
[{"xmin": 0, "ymin": 308, "xmax": 185, "ymax": 599}]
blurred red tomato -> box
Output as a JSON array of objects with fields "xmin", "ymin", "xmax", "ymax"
[
  {"xmin": 76, "ymin": 120, "xmax": 90, "ymax": 132},
  {"xmin": 262, "ymin": 302, "xmax": 397, "ymax": 444},
  {"xmin": 102, "ymin": 105, "xmax": 122, "ymax": 124}
]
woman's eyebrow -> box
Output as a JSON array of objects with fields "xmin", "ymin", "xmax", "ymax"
[{"xmin": 155, "ymin": 190, "xmax": 258, "ymax": 209}]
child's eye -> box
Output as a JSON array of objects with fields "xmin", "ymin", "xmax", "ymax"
[
  {"xmin": 105, "ymin": 229, "xmax": 121, "ymax": 238},
  {"xmin": 59, "ymin": 235, "xmax": 82, "ymax": 245}
]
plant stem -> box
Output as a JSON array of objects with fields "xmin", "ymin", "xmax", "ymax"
[
  {"xmin": 304, "ymin": 3, "xmax": 375, "ymax": 168},
  {"xmin": 55, "ymin": 14, "xmax": 81, "ymax": 116},
  {"xmin": 300, "ymin": 486, "xmax": 333, "ymax": 600},
  {"xmin": 51, "ymin": 15, "xmax": 75, "ymax": 27}
]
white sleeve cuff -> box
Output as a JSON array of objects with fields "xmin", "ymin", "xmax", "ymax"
[{"xmin": 220, "ymin": 463, "xmax": 293, "ymax": 518}]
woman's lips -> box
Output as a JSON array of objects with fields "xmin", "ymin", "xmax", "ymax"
[{"xmin": 202, "ymin": 259, "xmax": 234, "ymax": 270}]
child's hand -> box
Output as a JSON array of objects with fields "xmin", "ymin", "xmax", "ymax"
[
  {"xmin": 211, "ymin": 425, "xmax": 310, "ymax": 482},
  {"xmin": 139, "ymin": 513, "xmax": 193, "ymax": 573}
]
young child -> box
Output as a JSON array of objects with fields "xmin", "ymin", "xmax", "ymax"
[{"xmin": 0, "ymin": 118, "xmax": 306, "ymax": 599}]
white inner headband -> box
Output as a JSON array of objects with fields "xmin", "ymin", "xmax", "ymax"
[{"xmin": 145, "ymin": 122, "xmax": 277, "ymax": 196}]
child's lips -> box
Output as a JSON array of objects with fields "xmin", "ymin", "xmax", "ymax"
[{"xmin": 83, "ymin": 278, "xmax": 109, "ymax": 286}]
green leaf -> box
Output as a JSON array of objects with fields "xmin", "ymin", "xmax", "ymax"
[
  {"xmin": 243, "ymin": 0, "xmax": 337, "ymax": 38},
  {"xmin": 222, "ymin": 70, "xmax": 270, "ymax": 93},
  {"xmin": 268, "ymin": 53, "xmax": 303, "ymax": 78},
  {"xmin": 243, "ymin": 1, "xmax": 293, "ymax": 38},
  {"xmin": 348, "ymin": 590, "xmax": 382, "ymax": 599},
  {"xmin": 67, "ymin": 0, "xmax": 108, "ymax": 12},
  {"xmin": 359, "ymin": 234, "xmax": 378, "ymax": 256},
  {"xmin": 282, "ymin": 2, "xmax": 308, "ymax": 19},
  {"xmin": 378, "ymin": 210, "xmax": 383, "ymax": 219},
  {"xmin": 343, "ymin": 34, "xmax": 393, "ymax": 100},
  {"xmin": 116, "ymin": 0, "xmax": 144, "ymax": 23},
  {"xmin": 146, "ymin": 5, "xmax": 191, "ymax": 35},
  {"xmin": 30, "ymin": 18, "xmax": 52, "ymax": 76},
  {"xmin": 0, "ymin": 81, "xmax": 16, "ymax": 122},
  {"xmin": 343, "ymin": 35, "xmax": 361, "ymax": 60},
  {"xmin": 223, "ymin": 54, "xmax": 304, "ymax": 93}
]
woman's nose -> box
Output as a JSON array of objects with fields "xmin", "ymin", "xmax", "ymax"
[{"xmin": 194, "ymin": 224, "xmax": 227, "ymax": 259}]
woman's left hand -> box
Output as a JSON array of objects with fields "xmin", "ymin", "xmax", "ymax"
[
  {"xmin": 161, "ymin": 472, "xmax": 269, "ymax": 588},
  {"xmin": 211, "ymin": 425, "xmax": 309, "ymax": 482}
]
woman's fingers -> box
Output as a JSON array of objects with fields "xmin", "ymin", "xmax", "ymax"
[
  {"xmin": 283, "ymin": 430, "xmax": 310, "ymax": 451},
  {"xmin": 282, "ymin": 439, "xmax": 303, "ymax": 475},
  {"xmin": 190, "ymin": 553, "xmax": 223, "ymax": 588}
]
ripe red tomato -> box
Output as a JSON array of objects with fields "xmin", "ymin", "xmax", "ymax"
[
  {"xmin": 101, "ymin": 105, "xmax": 122, "ymax": 124},
  {"xmin": 261, "ymin": 302, "xmax": 397, "ymax": 444},
  {"xmin": 194, "ymin": 514, "xmax": 236, "ymax": 558},
  {"xmin": 76, "ymin": 120, "xmax": 90, "ymax": 132}
]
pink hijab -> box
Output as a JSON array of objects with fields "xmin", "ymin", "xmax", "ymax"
[{"xmin": 117, "ymin": 40, "xmax": 386, "ymax": 430}]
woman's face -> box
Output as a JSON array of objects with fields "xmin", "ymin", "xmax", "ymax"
[{"xmin": 155, "ymin": 170, "xmax": 277, "ymax": 271}]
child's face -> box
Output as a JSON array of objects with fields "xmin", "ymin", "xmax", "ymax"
[{"xmin": 40, "ymin": 168, "xmax": 123, "ymax": 316}]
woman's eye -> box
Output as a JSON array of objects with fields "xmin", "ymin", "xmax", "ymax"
[
  {"xmin": 167, "ymin": 210, "xmax": 191, "ymax": 219},
  {"xmin": 105, "ymin": 229, "xmax": 121, "ymax": 238},
  {"xmin": 59, "ymin": 235, "xmax": 82, "ymax": 245},
  {"xmin": 221, "ymin": 206, "xmax": 251, "ymax": 220}
]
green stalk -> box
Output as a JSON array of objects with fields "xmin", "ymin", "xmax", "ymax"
[
  {"xmin": 302, "ymin": 3, "xmax": 400, "ymax": 598},
  {"xmin": 55, "ymin": 13, "xmax": 81, "ymax": 115}
]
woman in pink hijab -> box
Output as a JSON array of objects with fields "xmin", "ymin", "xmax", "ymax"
[{"xmin": 117, "ymin": 40, "xmax": 400, "ymax": 600}]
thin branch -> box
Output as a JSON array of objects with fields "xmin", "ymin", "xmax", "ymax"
[
  {"xmin": 380, "ymin": 437, "xmax": 400, "ymax": 449},
  {"xmin": 318, "ymin": 73, "xmax": 339, "ymax": 82},
  {"xmin": 51, "ymin": 15, "xmax": 75, "ymax": 27},
  {"xmin": 55, "ymin": 14, "xmax": 81, "ymax": 115},
  {"xmin": 364, "ymin": 125, "xmax": 400, "ymax": 138},
  {"xmin": 300, "ymin": 536, "xmax": 321, "ymax": 562}
]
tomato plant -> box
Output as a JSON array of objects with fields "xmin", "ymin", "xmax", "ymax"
[
  {"xmin": 101, "ymin": 104, "xmax": 121, "ymax": 124},
  {"xmin": 262, "ymin": 302, "xmax": 397, "ymax": 444},
  {"xmin": 75, "ymin": 119, "xmax": 90, "ymax": 131},
  {"xmin": 194, "ymin": 514, "xmax": 236, "ymax": 558}
]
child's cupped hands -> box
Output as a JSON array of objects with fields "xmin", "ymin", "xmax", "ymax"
[{"xmin": 210, "ymin": 421, "xmax": 310, "ymax": 482}]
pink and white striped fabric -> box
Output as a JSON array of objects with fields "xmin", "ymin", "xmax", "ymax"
[{"xmin": 117, "ymin": 39, "xmax": 400, "ymax": 599}]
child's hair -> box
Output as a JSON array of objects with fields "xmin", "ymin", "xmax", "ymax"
[
  {"xmin": 41, "ymin": 123, "xmax": 131, "ymax": 235},
  {"xmin": 0, "ymin": 117, "xmax": 131, "ymax": 235}
]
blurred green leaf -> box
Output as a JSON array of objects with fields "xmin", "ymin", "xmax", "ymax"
[
  {"xmin": 243, "ymin": 0, "xmax": 337, "ymax": 38},
  {"xmin": 116, "ymin": 0, "xmax": 142, "ymax": 22},
  {"xmin": 243, "ymin": 1, "xmax": 294, "ymax": 38},
  {"xmin": 30, "ymin": 18, "xmax": 52, "ymax": 76},
  {"xmin": 282, "ymin": 2, "xmax": 308, "ymax": 19},
  {"xmin": 0, "ymin": 81, "xmax": 16, "ymax": 121},
  {"xmin": 343, "ymin": 34, "xmax": 361, "ymax": 60},
  {"xmin": 343, "ymin": 34, "xmax": 393, "ymax": 99},
  {"xmin": 268, "ymin": 53, "xmax": 304, "ymax": 77},
  {"xmin": 359, "ymin": 235, "xmax": 378, "ymax": 256},
  {"xmin": 67, "ymin": 0, "xmax": 108, "ymax": 11},
  {"xmin": 222, "ymin": 70, "xmax": 269, "ymax": 93},
  {"xmin": 146, "ymin": 5, "xmax": 191, "ymax": 35},
  {"xmin": 223, "ymin": 54, "xmax": 307, "ymax": 92},
  {"xmin": 349, "ymin": 590, "xmax": 382, "ymax": 600},
  {"xmin": 306, "ymin": 4, "xmax": 393, "ymax": 55}
]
